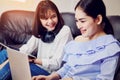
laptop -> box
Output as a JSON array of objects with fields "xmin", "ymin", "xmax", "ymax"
[
  {"xmin": 6, "ymin": 47, "xmax": 32, "ymax": 80},
  {"xmin": 0, "ymin": 42, "xmax": 37, "ymax": 80}
]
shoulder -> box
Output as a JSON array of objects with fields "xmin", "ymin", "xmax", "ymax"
[
  {"xmin": 61, "ymin": 25, "xmax": 71, "ymax": 32},
  {"xmin": 75, "ymin": 35, "xmax": 89, "ymax": 42},
  {"xmin": 28, "ymin": 35, "xmax": 39, "ymax": 42},
  {"xmin": 57, "ymin": 25, "xmax": 72, "ymax": 37}
]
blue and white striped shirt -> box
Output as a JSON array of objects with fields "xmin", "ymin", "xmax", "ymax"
[{"xmin": 57, "ymin": 35, "xmax": 120, "ymax": 80}]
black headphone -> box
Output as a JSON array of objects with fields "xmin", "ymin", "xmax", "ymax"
[{"xmin": 41, "ymin": 31, "xmax": 55, "ymax": 43}]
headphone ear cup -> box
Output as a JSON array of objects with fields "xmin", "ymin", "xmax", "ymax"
[{"xmin": 42, "ymin": 31, "xmax": 55, "ymax": 43}]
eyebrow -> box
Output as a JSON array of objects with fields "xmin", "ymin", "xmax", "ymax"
[{"xmin": 75, "ymin": 18, "xmax": 86, "ymax": 20}]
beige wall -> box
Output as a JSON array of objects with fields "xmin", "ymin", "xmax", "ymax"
[
  {"xmin": 0, "ymin": 0, "xmax": 37, "ymax": 14},
  {"xmin": 103, "ymin": 0, "xmax": 120, "ymax": 15},
  {"xmin": 0, "ymin": 0, "xmax": 120, "ymax": 16}
]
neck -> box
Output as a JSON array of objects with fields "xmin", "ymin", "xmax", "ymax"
[{"xmin": 89, "ymin": 31, "xmax": 106, "ymax": 40}]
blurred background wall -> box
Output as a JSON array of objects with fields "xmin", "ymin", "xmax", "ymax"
[{"xmin": 0, "ymin": 0, "xmax": 120, "ymax": 16}]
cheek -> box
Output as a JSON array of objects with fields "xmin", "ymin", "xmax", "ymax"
[
  {"xmin": 40, "ymin": 20, "xmax": 46, "ymax": 26},
  {"xmin": 54, "ymin": 17, "xmax": 58, "ymax": 24},
  {"xmin": 84, "ymin": 23, "xmax": 95, "ymax": 34},
  {"xmin": 76, "ymin": 22, "xmax": 79, "ymax": 29},
  {"xmin": 87, "ymin": 24, "xmax": 97, "ymax": 36}
]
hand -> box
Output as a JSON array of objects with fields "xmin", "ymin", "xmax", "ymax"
[
  {"xmin": 61, "ymin": 78, "xmax": 73, "ymax": 80},
  {"xmin": 28, "ymin": 54, "xmax": 36, "ymax": 59},
  {"xmin": 28, "ymin": 57, "xmax": 36, "ymax": 63},
  {"xmin": 28, "ymin": 54, "xmax": 36, "ymax": 63},
  {"xmin": 32, "ymin": 75, "xmax": 51, "ymax": 80},
  {"xmin": 29, "ymin": 58, "xmax": 42, "ymax": 65}
]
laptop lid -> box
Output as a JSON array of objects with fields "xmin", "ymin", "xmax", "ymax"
[{"xmin": 7, "ymin": 47, "xmax": 31, "ymax": 80}]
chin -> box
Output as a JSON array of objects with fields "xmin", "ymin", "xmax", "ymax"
[
  {"xmin": 48, "ymin": 28, "xmax": 55, "ymax": 31},
  {"xmin": 82, "ymin": 34, "xmax": 89, "ymax": 38}
]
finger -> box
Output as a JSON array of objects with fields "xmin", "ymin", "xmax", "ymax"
[
  {"xmin": 29, "ymin": 59, "xmax": 35, "ymax": 63},
  {"xmin": 32, "ymin": 76, "xmax": 45, "ymax": 80},
  {"xmin": 31, "ymin": 76, "xmax": 35, "ymax": 80}
]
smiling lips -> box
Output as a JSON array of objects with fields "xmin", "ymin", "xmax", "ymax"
[
  {"xmin": 80, "ymin": 29, "xmax": 87, "ymax": 34},
  {"xmin": 47, "ymin": 23, "xmax": 56, "ymax": 28}
]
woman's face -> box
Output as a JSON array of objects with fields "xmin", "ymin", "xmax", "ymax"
[
  {"xmin": 75, "ymin": 7, "xmax": 101, "ymax": 39},
  {"xmin": 40, "ymin": 10, "xmax": 58, "ymax": 31}
]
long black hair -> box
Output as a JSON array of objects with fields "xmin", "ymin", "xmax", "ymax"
[
  {"xmin": 75, "ymin": 0, "xmax": 114, "ymax": 35},
  {"xmin": 32, "ymin": 0, "xmax": 64, "ymax": 43}
]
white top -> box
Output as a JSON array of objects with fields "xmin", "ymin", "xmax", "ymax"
[{"xmin": 19, "ymin": 25, "xmax": 73, "ymax": 72}]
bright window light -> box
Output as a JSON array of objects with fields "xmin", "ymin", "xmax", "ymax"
[{"xmin": 12, "ymin": 0, "xmax": 27, "ymax": 2}]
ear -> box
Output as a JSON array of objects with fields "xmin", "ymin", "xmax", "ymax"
[{"xmin": 95, "ymin": 14, "xmax": 103, "ymax": 25}]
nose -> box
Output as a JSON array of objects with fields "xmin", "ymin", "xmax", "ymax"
[{"xmin": 48, "ymin": 18, "xmax": 53, "ymax": 24}]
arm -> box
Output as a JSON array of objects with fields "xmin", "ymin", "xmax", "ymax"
[
  {"xmin": 19, "ymin": 35, "xmax": 39, "ymax": 54},
  {"xmin": 32, "ymin": 72, "xmax": 60, "ymax": 80},
  {"xmin": 96, "ymin": 55, "xmax": 119, "ymax": 80},
  {"xmin": 32, "ymin": 63, "xmax": 74, "ymax": 80},
  {"xmin": 69, "ymin": 55, "xmax": 119, "ymax": 80},
  {"xmin": 32, "ymin": 74, "xmax": 73, "ymax": 80},
  {"xmin": 32, "ymin": 63, "xmax": 70, "ymax": 80}
]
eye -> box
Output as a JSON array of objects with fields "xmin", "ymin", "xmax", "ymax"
[
  {"xmin": 40, "ymin": 17, "xmax": 48, "ymax": 20},
  {"xmin": 81, "ymin": 20, "xmax": 85, "ymax": 23},
  {"xmin": 75, "ymin": 19, "xmax": 78, "ymax": 22},
  {"xmin": 51, "ymin": 15, "xmax": 57, "ymax": 19}
]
